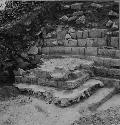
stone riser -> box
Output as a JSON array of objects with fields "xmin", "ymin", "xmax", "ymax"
[
  {"xmin": 93, "ymin": 66, "xmax": 120, "ymax": 80},
  {"xmin": 40, "ymin": 47, "xmax": 120, "ymax": 59},
  {"xmin": 40, "ymin": 55, "xmax": 120, "ymax": 69},
  {"xmin": 14, "ymin": 79, "xmax": 104, "ymax": 108},
  {"xmin": 45, "ymin": 37, "xmax": 119, "ymax": 49},
  {"xmin": 15, "ymin": 73, "xmax": 90, "ymax": 90},
  {"xmin": 53, "ymin": 80, "xmax": 104, "ymax": 107}
]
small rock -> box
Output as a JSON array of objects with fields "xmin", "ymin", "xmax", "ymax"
[
  {"xmin": 28, "ymin": 45, "xmax": 38, "ymax": 55},
  {"xmin": 106, "ymin": 20, "xmax": 113, "ymax": 27},
  {"xmin": 73, "ymin": 11, "xmax": 83, "ymax": 16},
  {"xmin": 68, "ymin": 16, "xmax": 77, "ymax": 22},
  {"xmin": 59, "ymin": 15, "xmax": 68, "ymax": 22},
  {"xmin": 108, "ymin": 10, "xmax": 119, "ymax": 17},
  {"xmin": 76, "ymin": 15, "xmax": 86, "ymax": 24}
]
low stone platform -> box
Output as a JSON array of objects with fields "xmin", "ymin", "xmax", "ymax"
[
  {"xmin": 53, "ymin": 79, "xmax": 104, "ymax": 107},
  {"xmin": 14, "ymin": 79, "xmax": 104, "ymax": 107},
  {"xmin": 15, "ymin": 58, "xmax": 93, "ymax": 89}
]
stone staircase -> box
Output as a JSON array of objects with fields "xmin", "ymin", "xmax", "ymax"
[{"xmin": 15, "ymin": 1, "xmax": 119, "ymax": 110}]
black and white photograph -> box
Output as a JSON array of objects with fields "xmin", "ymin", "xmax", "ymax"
[{"xmin": 0, "ymin": 0, "xmax": 119, "ymax": 125}]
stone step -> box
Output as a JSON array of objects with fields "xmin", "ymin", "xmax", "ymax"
[
  {"xmin": 94, "ymin": 77, "xmax": 120, "ymax": 88},
  {"xmin": 40, "ymin": 47, "xmax": 120, "ymax": 59},
  {"xmin": 14, "ymin": 79, "xmax": 104, "ymax": 107},
  {"xmin": 50, "ymin": 79, "xmax": 104, "ymax": 107},
  {"xmin": 88, "ymin": 87, "xmax": 116, "ymax": 111},
  {"xmin": 44, "ymin": 37, "xmax": 119, "ymax": 48},
  {"xmin": 15, "ymin": 71, "xmax": 90, "ymax": 90},
  {"xmin": 93, "ymin": 66, "xmax": 120, "ymax": 79}
]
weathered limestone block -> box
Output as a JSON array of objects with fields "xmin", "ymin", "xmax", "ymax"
[
  {"xmin": 89, "ymin": 56, "xmax": 104, "ymax": 66},
  {"xmin": 79, "ymin": 47, "xmax": 85, "ymax": 55},
  {"xmin": 109, "ymin": 68, "xmax": 120, "ymax": 79},
  {"xmin": 89, "ymin": 29, "xmax": 102, "ymax": 38},
  {"xmin": 76, "ymin": 30, "xmax": 83, "ymax": 39},
  {"xmin": 98, "ymin": 49, "xmax": 116, "ymax": 58},
  {"xmin": 86, "ymin": 38, "xmax": 94, "ymax": 47},
  {"xmin": 64, "ymin": 47, "xmax": 72, "ymax": 55},
  {"xmin": 71, "ymin": 47, "xmax": 80, "ymax": 55},
  {"xmin": 92, "ymin": 38, "xmax": 106, "ymax": 47},
  {"xmin": 67, "ymin": 39, "xmax": 78, "ymax": 47},
  {"xmin": 69, "ymin": 32, "xmax": 77, "ymax": 39},
  {"xmin": 41, "ymin": 47, "xmax": 49, "ymax": 55},
  {"xmin": 78, "ymin": 39, "xmax": 87, "ymax": 47},
  {"xmin": 82, "ymin": 30, "xmax": 89, "ymax": 38},
  {"xmin": 111, "ymin": 37, "xmax": 119, "ymax": 49},
  {"xmin": 49, "ymin": 47, "xmax": 56, "ymax": 55},
  {"xmin": 110, "ymin": 59, "xmax": 120, "ymax": 68},
  {"xmin": 101, "ymin": 29, "xmax": 107, "ymax": 37},
  {"xmin": 57, "ymin": 30, "xmax": 67, "ymax": 40},
  {"xmin": 103, "ymin": 58, "xmax": 112, "ymax": 68},
  {"xmin": 93, "ymin": 66, "xmax": 109, "ymax": 77},
  {"xmin": 85, "ymin": 47, "xmax": 98, "ymax": 56}
]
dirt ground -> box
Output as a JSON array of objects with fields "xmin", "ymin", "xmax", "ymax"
[{"xmin": 1, "ymin": 91, "xmax": 120, "ymax": 125}]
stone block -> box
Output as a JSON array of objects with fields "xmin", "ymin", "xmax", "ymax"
[
  {"xmin": 71, "ymin": 47, "xmax": 80, "ymax": 55},
  {"xmin": 64, "ymin": 47, "xmax": 72, "ymax": 55},
  {"xmin": 92, "ymin": 38, "xmax": 106, "ymax": 47},
  {"xmin": 116, "ymin": 50, "xmax": 120, "ymax": 58},
  {"xmin": 70, "ymin": 32, "xmax": 77, "ymax": 39},
  {"xmin": 55, "ymin": 47, "xmax": 65, "ymax": 55},
  {"xmin": 101, "ymin": 29, "xmax": 107, "ymax": 37},
  {"xmin": 83, "ymin": 30, "xmax": 89, "ymax": 38},
  {"xmin": 79, "ymin": 47, "xmax": 85, "ymax": 55},
  {"xmin": 41, "ymin": 47, "xmax": 49, "ymax": 55},
  {"xmin": 109, "ymin": 69, "xmax": 120, "ymax": 79},
  {"xmin": 86, "ymin": 38, "xmax": 94, "ymax": 47},
  {"xmin": 76, "ymin": 30, "xmax": 83, "ymax": 39},
  {"xmin": 93, "ymin": 66, "xmax": 109, "ymax": 77},
  {"xmin": 78, "ymin": 39, "xmax": 87, "ymax": 47},
  {"xmin": 89, "ymin": 29, "xmax": 102, "ymax": 38},
  {"xmin": 57, "ymin": 30, "xmax": 67, "ymax": 40},
  {"xmin": 110, "ymin": 59, "xmax": 120, "ymax": 67},
  {"xmin": 98, "ymin": 49, "xmax": 116, "ymax": 58},
  {"xmin": 85, "ymin": 47, "xmax": 98, "ymax": 56},
  {"xmin": 111, "ymin": 37, "xmax": 119, "ymax": 49}
]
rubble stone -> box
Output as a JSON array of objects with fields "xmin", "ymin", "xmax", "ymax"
[
  {"xmin": 71, "ymin": 3, "xmax": 83, "ymax": 10},
  {"xmin": 76, "ymin": 15, "xmax": 85, "ymax": 24},
  {"xmin": 73, "ymin": 11, "xmax": 83, "ymax": 16},
  {"xmin": 68, "ymin": 16, "xmax": 77, "ymax": 22}
]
